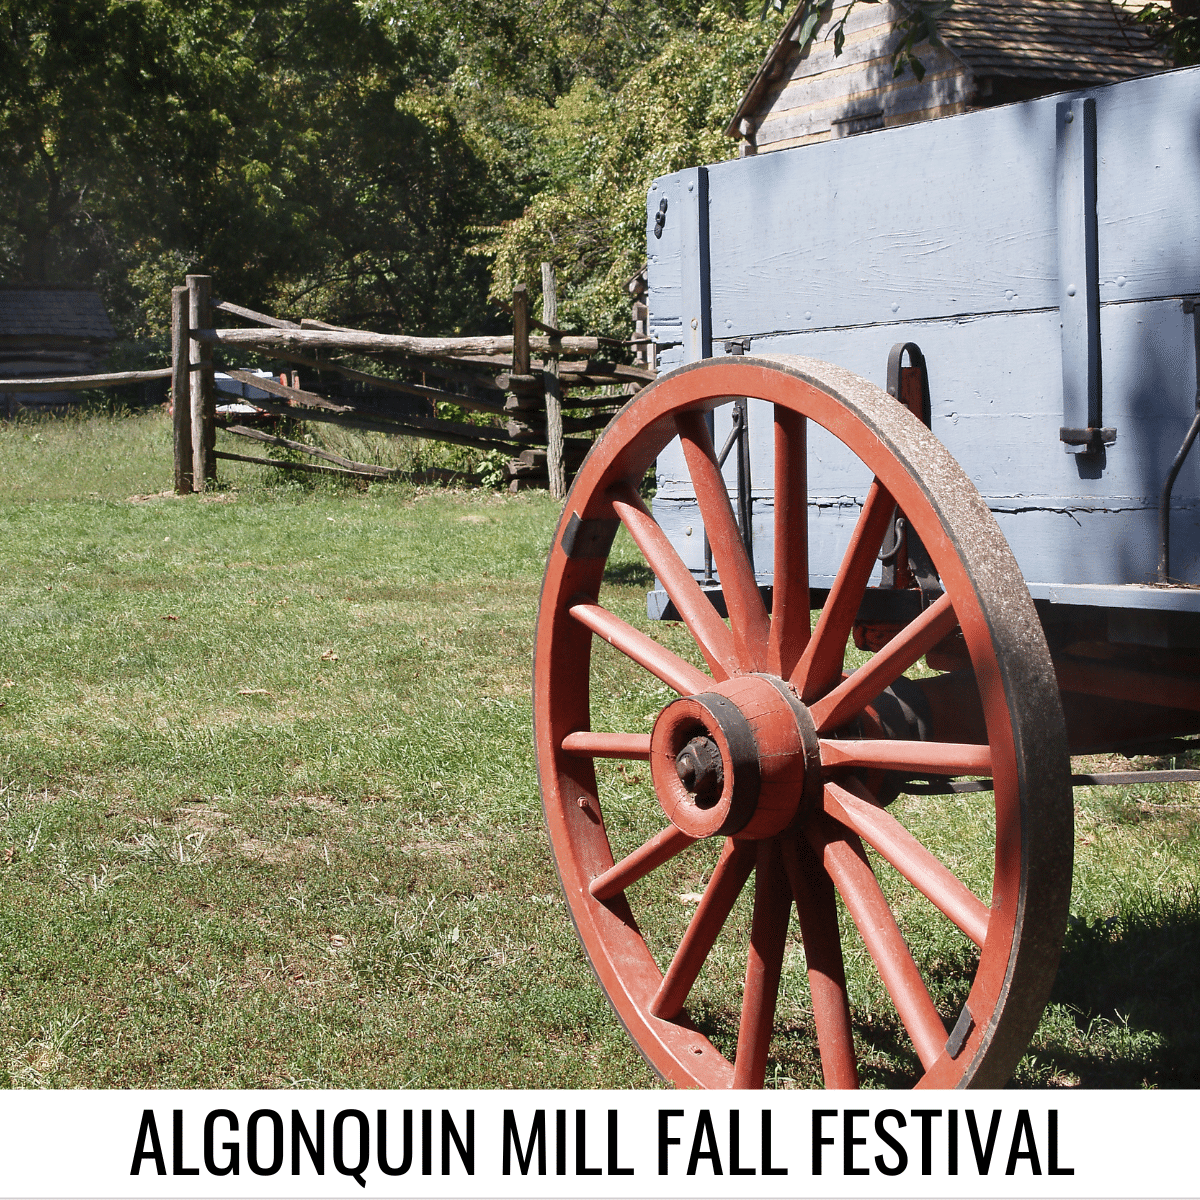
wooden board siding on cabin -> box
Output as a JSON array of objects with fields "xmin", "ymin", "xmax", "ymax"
[
  {"xmin": 646, "ymin": 66, "xmax": 1200, "ymax": 601},
  {"xmin": 745, "ymin": 2, "xmax": 972, "ymax": 153},
  {"xmin": 0, "ymin": 289, "xmax": 116, "ymax": 378},
  {"xmin": 754, "ymin": 58, "xmax": 973, "ymax": 151}
]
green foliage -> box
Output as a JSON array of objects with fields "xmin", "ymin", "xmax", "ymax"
[
  {"xmin": 0, "ymin": 0, "xmax": 498, "ymax": 343},
  {"xmin": 487, "ymin": 4, "xmax": 780, "ymax": 337},
  {"xmin": 1136, "ymin": 3, "xmax": 1200, "ymax": 66},
  {"xmin": 476, "ymin": 449, "xmax": 512, "ymax": 490},
  {"xmin": 791, "ymin": 0, "xmax": 951, "ymax": 82}
]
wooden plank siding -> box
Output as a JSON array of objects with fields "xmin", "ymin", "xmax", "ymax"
[{"xmin": 735, "ymin": 2, "xmax": 973, "ymax": 155}]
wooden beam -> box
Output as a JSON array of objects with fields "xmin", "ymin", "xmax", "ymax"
[
  {"xmin": 192, "ymin": 327, "xmax": 602, "ymax": 358},
  {"xmin": 211, "ymin": 300, "xmax": 299, "ymax": 329},
  {"xmin": 188, "ymin": 275, "xmax": 216, "ymax": 486},
  {"xmin": 230, "ymin": 396, "xmax": 525, "ymax": 455},
  {"xmin": 512, "ymin": 284, "xmax": 530, "ymax": 376},
  {"xmin": 222, "ymin": 368, "xmax": 355, "ymax": 413},
  {"xmin": 222, "ymin": 362, "xmax": 507, "ymax": 418},
  {"xmin": 233, "ymin": 344, "xmax": 503, "ymax": 399},
  {"xmin": 542, "ymin": 263, "xmax": 566, "ymax": 501},
  {"xmin": 224, "ymin": 425, "xmax": 396, "ymax": 476},
  {"xmin": 171, "ymin": 287, "xmax": 193, "ymax": 495},
  {"xmin": 214, "ymin": 450, "xmax": 388, "ymax": 480},
  {"xmin": 0, "ymin": 368, "xmax": 172, "ymax": 392}
]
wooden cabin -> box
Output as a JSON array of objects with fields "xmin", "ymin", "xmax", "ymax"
[
  {"xmin": 0, "ymin": 286, "xmax": 116, "ymax": 413},
  {"xmin": 728, "ymin": 0, "xmax": 1167, "ymax": 156}
]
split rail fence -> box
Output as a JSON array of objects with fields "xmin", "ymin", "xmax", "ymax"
[{"xmin": 173, "ymin": 271, "xmax": 655, "ymax": 497}]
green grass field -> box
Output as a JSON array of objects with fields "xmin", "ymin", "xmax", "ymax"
[{"xmin": 2, "ymin": 408, "xmax": 1200, "ymax": 1088}]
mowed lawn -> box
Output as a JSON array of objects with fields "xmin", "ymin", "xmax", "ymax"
[{"xmin": 3, "ymin": 409, "xmax": 1200, "ymax": 1089}]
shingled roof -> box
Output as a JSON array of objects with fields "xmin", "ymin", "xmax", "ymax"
[
  {"xmin": 0, "ymin": 287, "xmax": 116, "ymax": 342},
  {"xmin": 938, "ymin": 0, "xmax": 1167, "ymax": 86},
  {"xmin": 728, "ymin": 0, "xmax": 1167, "ymax": 144}
]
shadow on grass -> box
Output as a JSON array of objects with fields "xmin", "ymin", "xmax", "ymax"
[
  {"xmin": 626, "ymin": 895, "xmax": 1200, "ymax": 1088},
  {"xmin": 603, "ymin": 561, "xmax": 655, "ymax": 589},
  {"xmin": 1023, "ymin": 891, "xmax": 1200, "ymax": 1087}
]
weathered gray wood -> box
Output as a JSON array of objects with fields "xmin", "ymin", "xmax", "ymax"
[
  {"xmin": 187, "ymin": 275, "xmax": 216, "ymax": 486},
  {"xmin": 392, "ymin": 358, "xmax": 504, "ymax": 391},
  {"xmin": 559, "ymin": 372, "xmax": 639, "ymax": 390},
  {"xmin": 647, "ymin": 175, "xmax": 686, "ymax": 371},
  {"xmin": 211, "ymin": 299, "xmax": 298, "ymax": 329},
  {"xmin": 191, "ymin": 326, "xmax": 601, "ymax": 358},
  {"xmin": 246, "ymin": 345, "xmax": 503, "ymax": 402},
  {"xmin": 222, "ymin": 368, "xmax": 352, "ymax": 413},
  {"xmin": 231, "ymin": 393, "xmax": 527, "ymax": 456},
  {"xmin": 170, "ymin": 287, "xmax": 193, "ymax": 495},
  {"xmin": 647, "ymin": 66, "xmax": 1200, "ymax": 613},
  {"xmin": 662, "ymin": 67, "xmax": 1200, "ymax": 349},
  {"xmin": 653, "ymin": 298, "xmax": 1200, "ymax": 596},
  {"xmin": 754, "ymin": 55, "xmax": 969, "ymax": 149},
  {"xmin": 213, "ymin": 449, "xmax": 387, "ymax": 480},
  {"xmin": 1093, "ymin": 69, "xmax": 1200, "ymax": 309},
  {"xmin": 504, "ymin": 285, "xmax": 539, "ymax": 464},
  {"xmin": 512, "ymin": 285, "xmax": 530, "ymax": 376},
  {"xmin": 0, "ymin": 368, "xmax": 172, "ymax": 391},
  {"xmin": 542, "ymin": 263, "xmax": 566, "ymax": 500},
  {"xmin": 557, "ymin": 361, "xmax": 655, "ymax": 381},
  {"xmin": 499, "ymin": 408, "xmax": 614, "ymax": 433},
  {"xmin": 224, "ymin": 425, "xmax": 396, "ymax": 476}
]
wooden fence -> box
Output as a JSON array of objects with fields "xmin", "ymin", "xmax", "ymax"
[
  {"xmin": 174, "ymin": 271, "xmax": 654, "ymax": 497},
  {"xmin": 0, "ymin": 367, "xmax": 172, "ymax": 423}
]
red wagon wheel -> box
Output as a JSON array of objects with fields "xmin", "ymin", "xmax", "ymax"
[{"xmin": 533, "ymin": 355, "xmax": 1072, "ymax": 1088}]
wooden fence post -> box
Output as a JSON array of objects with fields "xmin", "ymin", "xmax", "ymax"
[
  {"xmin": 541, "ymin": 263, "xmax": 566, "ymax": 500},
  {"xmin": 170, "ymin": 286, "xmax": 193, "ymax": 494},
  {"xmin": 512, "ymin": 284, "xmax": 529, "ymax": 376},
  {"xmin": 187, "ymin": 274, "xmax": 216, "ymax": 487}
]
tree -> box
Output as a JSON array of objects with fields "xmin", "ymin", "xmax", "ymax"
[
  {"xmin": 0, "ymin": 1, "xmax": 499, "ymax": 341},
  {"xmin": 486, "ymin": 2, "xmax": 781, "ymax": 336},
  {"xmin": 1136, "ymin": 1, "xmax": 1200, "ymax": 64}
]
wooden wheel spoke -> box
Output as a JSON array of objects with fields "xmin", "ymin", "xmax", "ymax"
[
  {"xmin": 649, "ymin": 839, "xmax": 756, "ymax": 1020},
  {"xmin": 793, "ymin": 480, "xmax": 896, "ymax": 701},
  {"xmin": 568, "ymin": 595, "xmax": 710, "ymax": 696},
  {"xmin": 732, "ymin": 840, "xmax": 794, "ymax": 1089},
  {"xmin": 780, "ymin": 836, "xmax": 858, "ymax": 1088},
  {"xmin": 806, "ymin": 815, "xmax": 947, "ymax": 1069},
  {"xmin": 609, "ymin": 481, "xmax": 737, "ymax": 679},
  {"xmin": 809, "ymin": 593, "xmax": 958, "ymax": 732},
  {"xmin": 590, "ymin": 826, "xmax": 696, "ymax": 902},
  {"xmin": 819, "ymin": 738, "xmax": 993, "ymax": 777},
  {"xmin": 824, "ymin": 780, "xmax": 990, "ymax": 948},
  {"xmin": 767, "ymin": 406, "xmax": 810, "ymax": 678},
  {"xmin": 561, "ymin": 731, "xmax": 651, "ymax": 760},
  {"xmin": 676, "ymin": 411, "xmax": 770, "ymax": 670}
]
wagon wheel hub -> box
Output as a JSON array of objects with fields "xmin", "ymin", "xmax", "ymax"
[
  {"xmin": 675, "ymin": 735, "xmax": 724, "ymax": 803},
  {"xmin": 651, "ymin": 674, "xmax": 822, "ymax": 840}
]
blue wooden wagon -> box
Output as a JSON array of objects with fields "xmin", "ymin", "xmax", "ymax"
[{"xmin": 533, "ymin": 64, "xmax": 1200, "ymax": 1088}]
